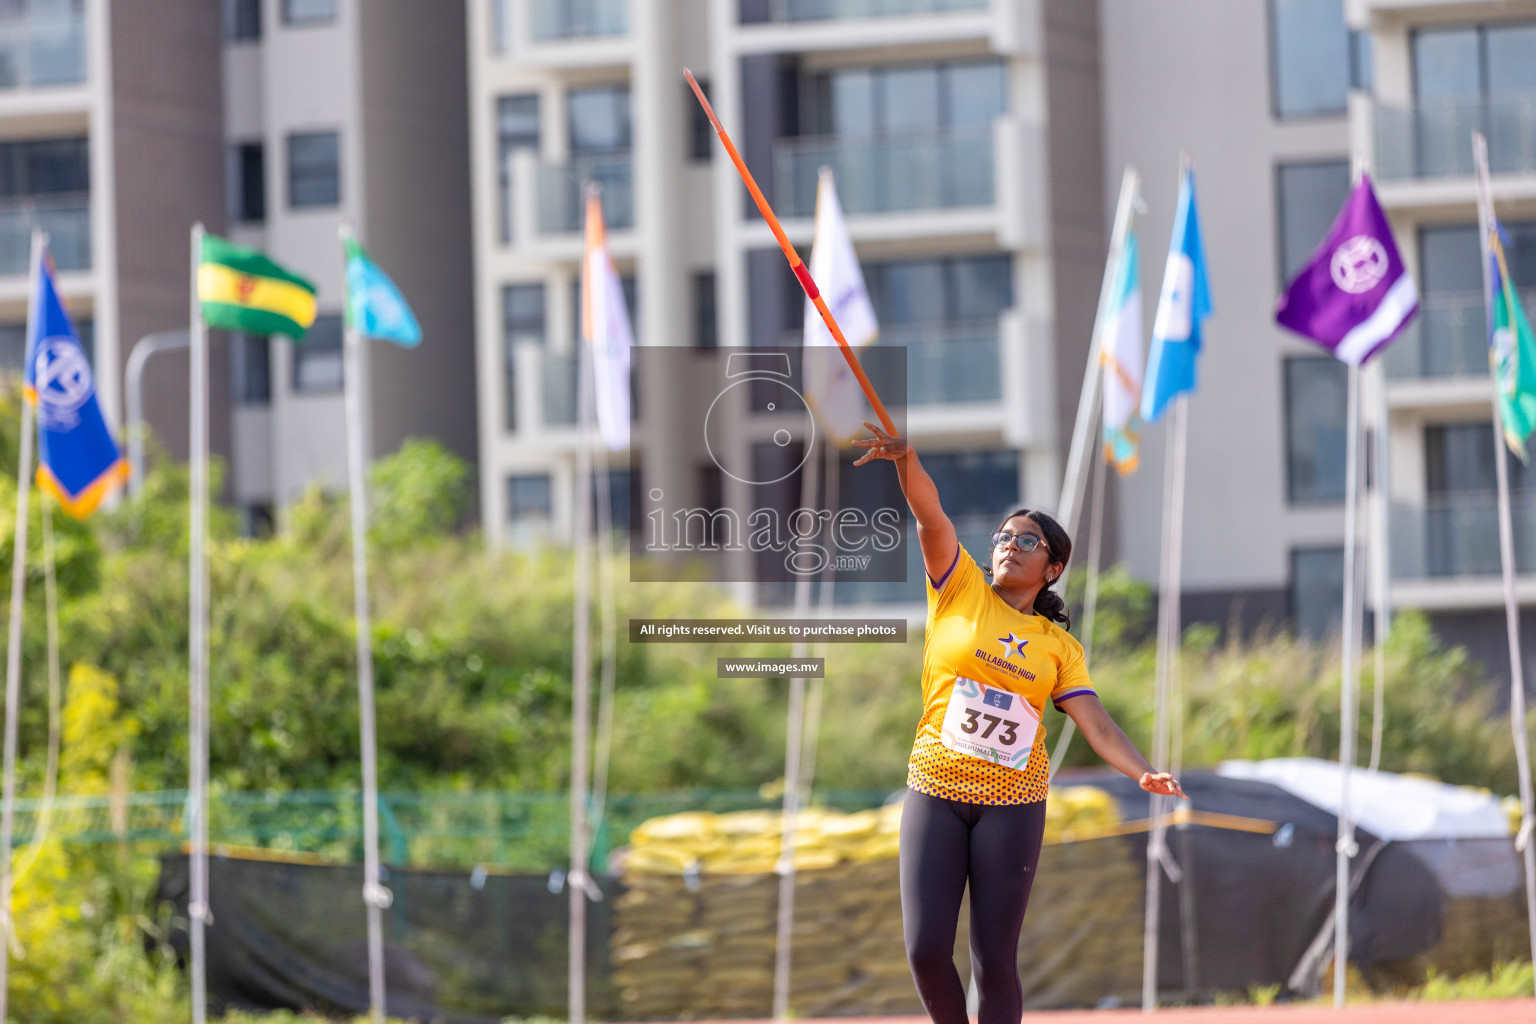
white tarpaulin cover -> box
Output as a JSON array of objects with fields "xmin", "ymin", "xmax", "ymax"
[{"xmin": 1215, "ymin": 757, "xmax": 1509, "ymax": 841}]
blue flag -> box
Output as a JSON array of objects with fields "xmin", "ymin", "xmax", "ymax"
[
  {"xmin": 24, "ymin": 252, "xmax": 127, "ymax": 517},
  {"xmin": 1140, "ymin": 167, "xmax": 1212, "ymax": 424},
  {"xmin": 345, "ymin": 236, "xmax": 421, "ymax": 347}
]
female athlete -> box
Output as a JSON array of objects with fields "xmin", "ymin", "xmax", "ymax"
[{"xmin": 853, "ymin": 419, "xmax": 1185, "ymax": 1024}]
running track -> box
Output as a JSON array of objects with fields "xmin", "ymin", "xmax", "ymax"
[{"xmin": 689, "ymin": 1005, "xmax": 1536, "ymax": 1024}]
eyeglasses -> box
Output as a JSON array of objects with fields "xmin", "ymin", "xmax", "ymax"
[{"xmin": 992, "ymin": 531, "xmax": 1048, "ymax": 554}]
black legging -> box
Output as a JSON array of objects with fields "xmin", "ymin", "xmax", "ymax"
[{"xmin": 899, "ymin": 789, "xmax": 1048, "ymax": 1024}]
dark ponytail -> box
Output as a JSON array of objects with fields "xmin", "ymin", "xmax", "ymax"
[{"xmin": 990, "ymin": 507, "xmax": 1073, "ymax": 630}]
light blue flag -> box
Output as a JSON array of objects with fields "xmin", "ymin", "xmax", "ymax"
[
  {"xmin": 344, "ymin": 236, "xmax": 422, "ymax": 347},
  {"xmin": 1140, "ymin": 167, "xmax": 1211, "ymax": 424}
]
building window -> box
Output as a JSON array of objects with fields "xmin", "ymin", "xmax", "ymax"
[
  {"xmin": 287, "ymin": 131, "xmax": 340, "ymax": 209},
  {"xmin": 0, "ymin": 137, "xmax": 90, "ymax": 272},
  {"xmin": 694, "ymin": 272, "xmax": 717, "ymax": 348},
  {"xmin": 861, "ymin": 254, "xmax": 1012, "ymax": 328},
  {"xmin": 227, "ymin": 0, "xmax": 261, "ymax": 41},
  {"xmin": 592, "ymin": 467, "xmax": 634, "ymax": 532},
  {"xmin": 283, "ymin": 0, "xmax": 335, "ymax": 26},
  {"xmin": 497, "ymin": 94, "xmax": 539, "ymax": 241},
  {"xmin": 0, "ymin": 323, "xmax": 22, "ymax": 372},
  {"xmin": 1290, "ymin": 546, "xmax": 1344, "ymax": 639},
  {"xmin": 230, "ymin": 142, "xmax": 265, "ymax": 223},
  {"xmin": 919, "ymin": 449, "xmax": 1019, "ymax": 518},
  {"xmin": 806, "ymin": 60, "xmax": 1006, "ymax": 139},
  {"xmin": 1426, "ymin": 422, "xmax": 1535, "ymax": 497},
  {"xmin": 1413, "ymin": 22, "xmax": 1536, "ymax": 101},
  {"xmin": 569, "ymin": 85, "xmax": 631, "ymax": 154},
  {"xmin": 688, "ymin": 79, "xmax": 713, "ymax": 161},
  {"xmin": 1275, "ymin": 160, "xmax": 1350, "ymax": 285},
  {"xmin": 507, "ymin": 473, "xmax": 553, "ymax": 528},
  {"xmin": 1269, "ymin": 0, "xmax": 1353, "ymax": 119},
  {"xmin": 242, "ymin": 503, "xmax": 275, "ymax": 538},
  {"xmin": 1283, "ymin": 356, "xmax": 1348, "ymax": 503},
  {"xmin": 502, "ymin": 283, "xmax": 545, "ymax": 432},
  {"xmin": 292, "ymin": 314, "xmax": 343, "ymax": 394},
  {"xmin": 232, "ymin": 333, "xmax": 271, "ymax": 405}
]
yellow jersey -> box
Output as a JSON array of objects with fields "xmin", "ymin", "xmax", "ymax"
[{"xmin": 907, "ymin": 543, "xmax": 1096, "ymax": 805}]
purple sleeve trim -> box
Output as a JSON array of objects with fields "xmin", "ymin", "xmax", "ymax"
[
  {"xmin": 927, "ymin": 545, "xmax": 962, "ymax": 592},
  {"xmin": 1052, "ymin": 688, "xmax": 1097, "ymax": 708}
]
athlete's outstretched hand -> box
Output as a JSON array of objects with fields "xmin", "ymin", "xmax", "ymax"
[
  {"xmin": 1140, "ymin": 772, "xmax": 1187, "ymax": 800},
  {"xmin": 852, "ymin": 421, "xmax": 910, "ymax": 466}
]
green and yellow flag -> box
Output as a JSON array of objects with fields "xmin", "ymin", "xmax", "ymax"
[
  {"xmin": 1490, "ymin": 223, "xmax": 1536, "ymax": 460},
  {"xmin": 198, "ymin": 233, "xmax": 317, "ymax": 339}
]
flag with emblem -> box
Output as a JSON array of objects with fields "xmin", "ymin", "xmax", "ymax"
[
  {"xmin": 802, "ymin": 168, "xmax": 879, "ymax": 444},
  {"xmin": 345, "ymin": 235, "xmax": 421, "ymax": 347},
  {"xmin": 1489, "ymin": 223, "xmax": 1536, "ymax": 460},
  {"xmin": 1101, "ymin": 230, "xmax": 1145, "ymax": 473},
  {"xmin": 1141, "ymin": 166, "xmax": 1211, "ymax": 424},
  {"xmin": 24, "ymin": 246, "xmax": 127, "ymax": 517},
  {"xmin": 198, "ymin": 233, "xmax": 317, "ymax": 340},
  {"xmin": 1275, "ymin": 173, "xmax": 1417, "ymax": 365}
]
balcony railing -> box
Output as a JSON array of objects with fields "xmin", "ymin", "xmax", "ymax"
[
  {"xmin": 774, "ymin": 128, "xmax": 994, "ymax": 218},
  {"xmin": 0, "ymin": 6, "xmax": 86, "ymax": 89},
  {"xmin": 528, "ymin": 0, "xmax": 629, "ymax": 41},
  {"xmin": 1375, "ymin": 96, "xmax": 1536, "ymax": 181},
  {"xmin": 753, "ymin": 0, "xmax": 987, "ymax": 23},
  {"xmin": 0, "ymin": 197, "xmax": 88, "ymax": 275},
  {"xmin": 891, "ymin": 323, "xmax": 1001, "ymax": 405},
  {"xmin": 1384, "ymin": 294, "xmax": 1536, "ymax": 381},
  {"xmin": 1393, "ymin": 496, "xmax": 1536, "ymax": 580},
  {"xmin": 535, "ymin": 155, "xmax": 633, "ymax": 235}
]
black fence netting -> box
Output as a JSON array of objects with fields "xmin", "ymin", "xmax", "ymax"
[
  {"xmin": 157, "ymin": 854, "xmax": 620, "ymax": 1023},
  {"xmin": 155, "ymin": 773, "xmax": 1533, "ymax": 1020}
]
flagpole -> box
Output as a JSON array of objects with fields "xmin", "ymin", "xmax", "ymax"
[
  {"xmin": 0, "ymin": 229, "xmax": 43, "ymax": 1021},
  {"xmin": 1331, "ymin": 361, "xmax": 1363, "ymax": 1008},
  {"xmin": 1142, "ymin": 393, "xmax": 1188, "ymax": 1012},
  {"xmin": 1060, "ymin": 166, "xmax": 1140, "ymax": 536},
  {"xmin": 1472, "ymin": 131, "xmax": 1536, "ymax": 992},
  {"xmin": 186, "ymin": 221, "xmax": 212, "ymax": 1024},
  {"xmin": 774, "ymin": 432, "xmax": 821, "ymax": 1021},
  {"xmin": 341, "ymin": 228, "xmax": 389, "ymax": 1024},
  {"xmin": 1050, "ymin": 166, "xmax": 1140, "ymax": 778},
  {"xmin": 570, "ymin": 233, "xmax": 596, "ymax": 1024},
  {"xmin": 1367, "ymin": 359, "xmax": 1391, "ymax": 773}
]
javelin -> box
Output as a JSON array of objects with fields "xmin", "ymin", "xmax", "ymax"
[{"xmin": 685, "ymin": 69, "xmax": 898, "ymax": 437}]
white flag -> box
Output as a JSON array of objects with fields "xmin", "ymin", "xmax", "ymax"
[
  {"xmin": 802, "ymin": 169, "xmax": 879, "ymax": 445},
  {"xmin": 583, "ymin": 192, "xmax": 633, "ymax": 451},
  {"xmin": 1100, "ymin": 231, "xmax": 1144, "ymax": 474}
]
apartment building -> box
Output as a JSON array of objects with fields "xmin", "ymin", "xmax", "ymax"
[
  {"xmin": 1351, "ymin": 0, "xmax": 1536, "ymax": 674},
  {"xmin": 1099, "ymin": 0, "xmax": 1536, "ymax": 679},
  {"xmin": 219, "ymin": 0, "xmax": 476, "ymax": 528},
  {"xmin": 0, "ymin": 1, "xmax": 475, "ymax": 534},
  {"xmin": 0, "ymin": 0, "xmax": 225, "ymax": 474},
  {"xmin": 468, "ymin": 0, "xmax": 1107, "ymax": 606}
]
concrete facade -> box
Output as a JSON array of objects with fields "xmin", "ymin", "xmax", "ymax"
[{"xmin": 467, "ymin": 0, "xmax": 1102, "ymax": 611}]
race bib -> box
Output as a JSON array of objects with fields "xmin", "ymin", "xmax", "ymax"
[{"xmin": 940, "ymin": 676, "xmax": 1040, "ymax": 770}]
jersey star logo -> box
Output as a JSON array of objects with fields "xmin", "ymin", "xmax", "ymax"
[{"xmin": 996, "ymin": 632, "xmax": 1029, "ymax": 660}]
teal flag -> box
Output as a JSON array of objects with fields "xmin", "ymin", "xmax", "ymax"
[
  {"xmin": 1491, "ymin": 222, "xmax": 1536, "ymax": 460},
  {"xmin": 344, "ymin": 237, "xmax": 422, "ymax": 346}
]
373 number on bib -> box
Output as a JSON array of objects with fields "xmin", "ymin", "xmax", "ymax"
[{"xmin": 939, "ymin": 676, "xmax": 1040, "ymax": 770}]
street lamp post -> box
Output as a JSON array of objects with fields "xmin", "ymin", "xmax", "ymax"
[{"xmin": 124, "ymin": 328, "xmax": 190, "ymax": 497}]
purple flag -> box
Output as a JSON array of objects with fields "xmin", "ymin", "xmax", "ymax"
[{"xmin": 1275, "ymin": 173, "xmax": 1418, "ymax": 365}]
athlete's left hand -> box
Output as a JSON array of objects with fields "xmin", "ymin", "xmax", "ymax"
[{"xmin": 1140, "ymin": 772, "xmax": 1187, "ymax": 800}]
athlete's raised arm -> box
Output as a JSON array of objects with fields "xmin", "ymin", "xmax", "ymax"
[{"xmin": 852, "ymin": 420, "xmax": 957, "ymax": 587}]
